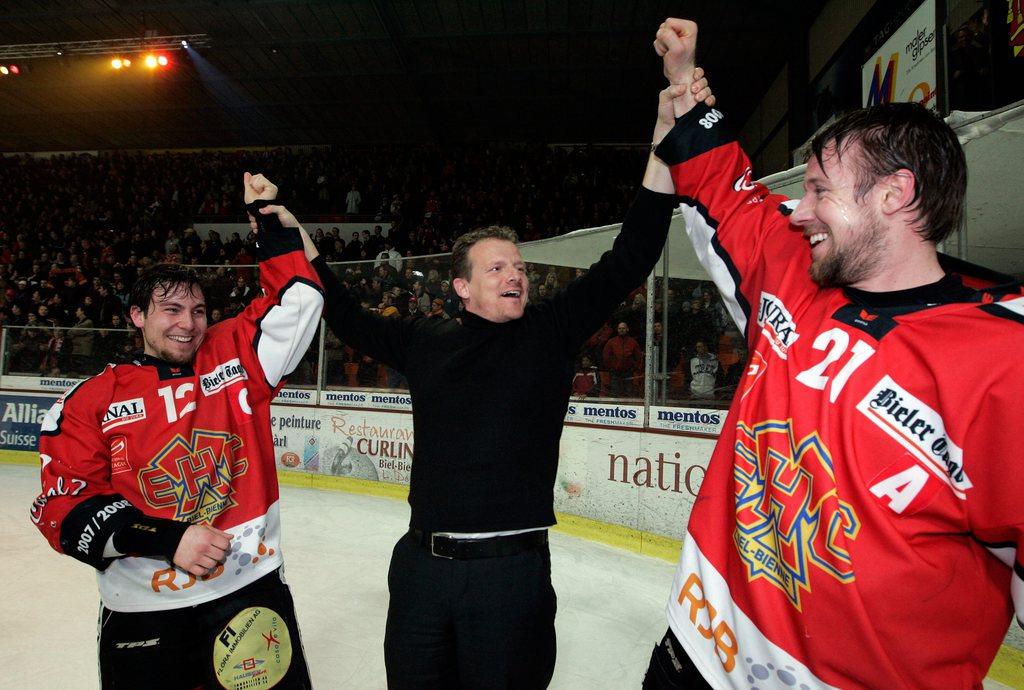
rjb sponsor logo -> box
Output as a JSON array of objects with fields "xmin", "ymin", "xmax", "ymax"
[
  {"xmin": 137, "ymin": 429, "xmax": 248, "ymax": 523},
  {"xmin": 102, "ymin": 397, "xmax": 146, "ymax": 432},
  {"xmin": 676, "ymin": 572, "xmax": 738, "ymax": 672},
  {"xmin": 856, "ymin": 375, "xmax": 970, "ymax": 498},
  {"xmin": 200, "ymin": 358, "xmax": 247, "ymax": 396},
  {"xmin": 756, "ymin": 293, "xmax": 799, "ymax": 359},
  {"xmin": 733, "ymin": 420, "xmax": 860, "ymax": 610}
]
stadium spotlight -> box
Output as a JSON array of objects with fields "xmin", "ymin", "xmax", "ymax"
[
  {"xmin": 123, "ymin": 58, "xmax": 131, "ymax": 67},
  {"xmin": 144, "ymin": 54, "xmax": 157, "ymax": 68},
  {"xmin": 111, "ymin": 58, "xmax": 123, "ymax": 69},
  {"xmin": 10, "ymin": 65, "xmax": 18, "ymax": 74},
  {"xmin": 0, "ymin": 66, "xmax": 8, "ymax": 75},
  {"xmin": 157, "ymin": 54, "xmax": 168, "ymax": 66},
  {"xmin": 181, "ymin": 40, "xmax": 188, "ymax": 48}
]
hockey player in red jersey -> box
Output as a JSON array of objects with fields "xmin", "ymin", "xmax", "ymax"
[
  {"xmin": 29, "ymin": 173, "xmax": 324, "ymax": 689},
  {"xmin": 643, "ymin": 18, "xmax": 1024, "ymax": 690}
]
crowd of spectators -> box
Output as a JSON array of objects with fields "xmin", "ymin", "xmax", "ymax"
[{"xmin": 0, "ymin": 144, "xmax": 742, "ymax": 402}]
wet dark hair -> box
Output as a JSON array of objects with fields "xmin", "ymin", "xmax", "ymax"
[
  {"xmin": 809, "ymin": 102, "xmax": 966, "ymax": 244},
  {"xmin": 128, "ymin": 263, "xmax": 205, "ymax": 316},
  {"xmin": 451, "ymin": 226, "xmax": 519, "ymax": 282}
]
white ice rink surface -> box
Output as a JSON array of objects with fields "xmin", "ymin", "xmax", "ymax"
[{"xmin": 1, "ymin": 464, "xmax": 676, "ymax": 689}]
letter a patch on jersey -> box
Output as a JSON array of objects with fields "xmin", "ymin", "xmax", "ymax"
[{"xmin": 868, "ymin": 454, "xmax": 941, "ymax": 515}]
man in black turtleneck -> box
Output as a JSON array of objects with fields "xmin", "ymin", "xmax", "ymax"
[{"xmin": 261, "ymin": 64, "xmax": 714, "ymax": 689}]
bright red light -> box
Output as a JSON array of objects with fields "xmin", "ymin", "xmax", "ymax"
[
  {"xmin": 157, "ymin": 55, "xmax": 168, "ymax": 66},
  {"xmin": 9, "ymin": 65, "xmax": 18, "ymax": 75}
]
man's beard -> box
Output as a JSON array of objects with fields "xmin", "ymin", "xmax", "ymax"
[{"xmin": 809, "ymin": 211, "xmax": 887, "ymax": 288}]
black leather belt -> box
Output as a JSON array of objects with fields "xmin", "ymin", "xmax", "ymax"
[{"xmin": 408, "ymin": 528, "xmax": 548, "ymax": 560}]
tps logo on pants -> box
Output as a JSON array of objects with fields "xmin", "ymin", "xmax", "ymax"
[{"xmin": 732, "ymin": 419, "xmax": 860, "ymax": 609}]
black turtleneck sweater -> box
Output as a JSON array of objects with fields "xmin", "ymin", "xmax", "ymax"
[{"xmin": 313, "ymin": 188, "xmax": 676, "ymax": 531}]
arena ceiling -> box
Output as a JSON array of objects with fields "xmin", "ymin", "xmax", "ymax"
[{"xmin": 0, "ymin": 1, "xmax": 826, "ymax": 152}]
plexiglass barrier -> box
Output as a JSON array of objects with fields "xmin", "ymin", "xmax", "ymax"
[{"xmin": 0, "ymin": 256, "xmax": 745, "ymax": 424}]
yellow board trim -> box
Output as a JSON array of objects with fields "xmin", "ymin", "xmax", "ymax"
[
  {"xmin": 2, "ymin": 454, "xmax": 1019, "ymax": 684},
  {"xmin": 0, "ymin": 449, "xmax": 36, "ymax": 465}
]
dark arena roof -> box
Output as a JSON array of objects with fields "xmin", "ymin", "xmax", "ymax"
[{"xmin": 0, "ymin": 1, "xmax": 826, "ymax": 151}]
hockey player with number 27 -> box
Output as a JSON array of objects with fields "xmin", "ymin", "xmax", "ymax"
[
  {"xmin": 643, "ymin": 18, "xmax": 1024, "ymax": 690},
  {"xmin": 29, "ymin": 173, "xmax": 323, "ymax": 689}
]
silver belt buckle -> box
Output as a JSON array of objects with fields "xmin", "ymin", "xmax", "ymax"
[{"xmin": 430, "ymin": 533, "xmax": 453, "ymax": 559}]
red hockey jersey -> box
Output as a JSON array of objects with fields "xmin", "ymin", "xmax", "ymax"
[
  {"xmin": 657, "ymin": 104, "xmax": 1024, "ymax": 689},
  {"xmin": 30, "ymin": 235, "xmax": 323, "ymax": 612}
]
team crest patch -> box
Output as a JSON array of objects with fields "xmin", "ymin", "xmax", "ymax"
[
  {"xmin": 214, "ymin": 606, "xmax": 292, "ymax": 689},
  {"xmin": 137, "ymin": 429, "xmax": 248, "ymax": 523},
  {"xmin": 102, "ymin": 397, "xmax": 146, "ymax": 432},
  {"xmin": 733, "ymin": 419, "xmax": 860, "ymax": 610}
]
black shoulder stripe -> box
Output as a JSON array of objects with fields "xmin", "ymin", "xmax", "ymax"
[
  {"xmin": 980, "ymin": 301, "xmax": 1024, "ymax": 326},
  {"xmin": 654, "ymin": 103, "xmax": 734, "ymax": 167},
  {"xmin": 710, "ymin": 230, "xmax": 752, "ymax": 341},
  {"xmin": 678, "ymin": 194, "xmax": 752, "ymax": 340},
  {"xmin": 39, "ymin": 377, "xmax": 92, "ymax": 437},
  {"xmin": 976, "ymin": 537, "xmax": 1017, "ymax": 550}
]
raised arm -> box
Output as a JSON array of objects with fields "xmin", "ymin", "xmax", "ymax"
[
  {"xmin": 651, "ymin": 19, "xmax": 803, "ymax": 339},
  {"xmin": 644, "ymin": 19, "xmax": 713, "ymax": 194},
  {"xmin": 232, "ymin": 173, "xmax": 325, "ymax": 393}
]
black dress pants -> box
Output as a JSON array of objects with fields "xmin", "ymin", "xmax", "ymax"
[{"xmin": 384, "ymin": 531, "xmax": 557, "ymax": 689}]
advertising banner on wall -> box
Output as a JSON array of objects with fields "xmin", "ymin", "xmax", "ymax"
[
  {"xmin": 268, "ymin": 402, "xmax": 714, "ymax": 541},
  {"xmin": 2, "ymin": 375, "xmax": 81, "ymax": 395},
  {"xmin": 862, "ymin": 0, "xmax": 938, "ymax": 109},
  {"xmin": 564, "ymin": 401, "xmax": 644, "ymax": 429},
  {"xmin": 0, "ymin": 393, "xmax": 59, "ymax": 452},
  {"xmin": 554, "ymin": 425, "xmax": 715, "ymax": 540},
  {"xmin": 648, "ymin": 406, "xmax": 726, "ymax": 436},
  {"xmin": 319, "ymin": 389, "xmax": 413, "ymax": 412},
  {"xmin": 272, "ymin": 387, "xmax": 316, "ymax": 405},
  {"xmin": 271, "ymin": 406, "xmax": 414, "ymax": 485}
]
